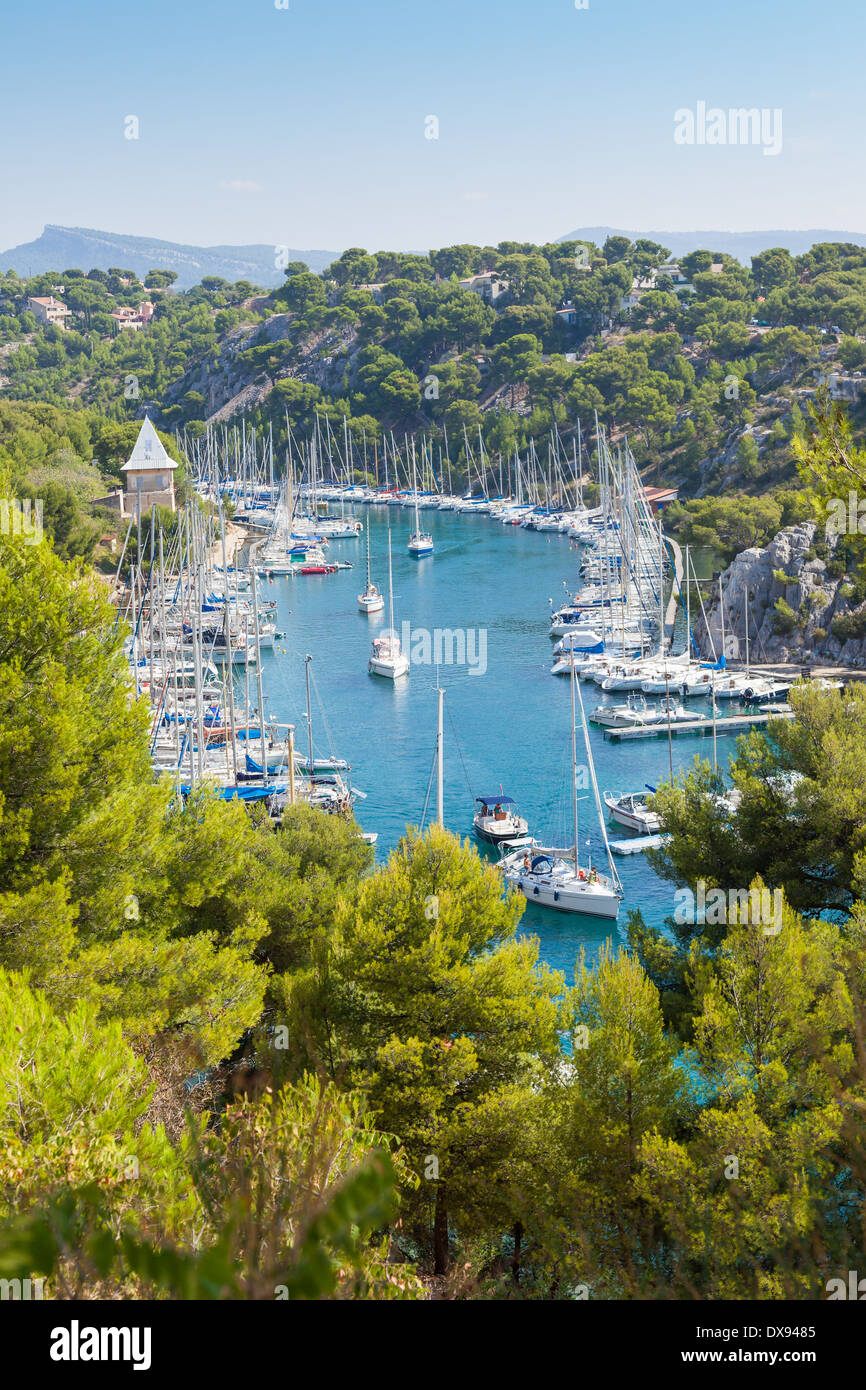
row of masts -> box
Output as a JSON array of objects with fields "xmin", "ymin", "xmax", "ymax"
[
  {"xmin": 183, "ymin": 412, "xmax": 601, "ymax": 512},
  {"xmin": 117, "ymin": 496, "xmax": 356, "ymax": 818}
]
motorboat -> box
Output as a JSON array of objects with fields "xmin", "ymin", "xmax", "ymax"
[
  {"xmin": 603, "ymin": 790, "xmax": 661, "ymax": 835},
  {"xmin": 589, "ymin": 694, "xmax": 691, "ymax": 728},
  {"xmin": 472, "ymin": 794, "xmax": 529, "ymax": 844}
]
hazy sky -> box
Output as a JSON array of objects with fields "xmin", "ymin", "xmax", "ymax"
[{"xmin": 2, "ymin": 0, "xmax": 863, "ymax": 252}]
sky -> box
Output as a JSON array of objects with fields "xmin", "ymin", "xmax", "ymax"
[{"xmin": 1, "ymin": 0, "xmax": 864, "ymax": 254}]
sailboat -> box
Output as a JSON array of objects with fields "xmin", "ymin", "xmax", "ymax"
[
  {"xmin": 368, "ymin": 528, "xmax": 410, "ymax": 679},
  {"xmin": 407, "ymin": 444, "xmax": 434, "ymax": 557},
  {"xmin": 498, "ymin": 659, "xmax": 623, "ymax": 917},
  {"xmin": 358, "ymin": 526, "xmax": 385, "ymax": 613}
]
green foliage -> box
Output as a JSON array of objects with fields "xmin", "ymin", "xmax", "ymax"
[
  {"xmin": 666, "ymin": 492, "xmax": 785, "ymax": 563},
  {"xmin": 9, "ymin": 237, "xmax": 866, "ymax": 495}
]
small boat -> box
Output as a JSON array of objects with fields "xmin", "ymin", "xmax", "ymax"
[
  {"xmin": 408, "ymin": 531, "xmax": 434, "ymax": 557},
  {"xmin": 497, "ymin": 657, "xmax": 623, "ymax": 918},
  {"xmin": 603, "ymin": 790, "xmax": 661, "ymax": 835},
  {"xmin": 499, "ymin": 844, "xmax": 622, "ymax": 916},
  {"xmin": 601, "ymin": 664, "xmax": 652, "ymax": 692},
  {"xmin": 711, "ymin": 672, "xmax": 753, "ymax": 700},
  {"xmin": 408, "ymin": 451, "xmax": 434, "ymax": 557},
  {"xmin": 358, "ymin": 527, "xmax": 385, "ymax": 613},
  {"xmin": 473, "ymin": 794, "xmax": 529, "ymax": 844},
  {"xmin": 589, "ymin": 694, "xmax": 691, "ymax": 728},
  {"xmin": 743, "ymin": 679, "xmax": 793, "ymax": 705},
  {"xmin": 369, "ymin": 632, "xmax": 410, "ymax": 679},
  {"xmin": 368, "ymin": 530, "xmax": 409, "ymax": 679},
  {"xmin": 294, "ymin": 754, "xmax": 350, "ymax": 775}
]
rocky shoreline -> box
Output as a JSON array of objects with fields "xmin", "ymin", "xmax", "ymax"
[{"xmin": 694, "ymin": 520, "xmax": 866, "ymax": 668}]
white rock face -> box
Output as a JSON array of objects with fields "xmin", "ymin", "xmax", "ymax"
[{"xmin": 696, "ymin": 521, "xmax": 866, "ymax": 665}]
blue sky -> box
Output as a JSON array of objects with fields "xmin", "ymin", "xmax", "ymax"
[{"xmin": 2, "ymin": 0, "xmax": 863, "ymax": 252}]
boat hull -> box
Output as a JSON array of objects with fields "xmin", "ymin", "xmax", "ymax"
[
  {"xmin": 368, "ymin": 656, "xmax": 410, "ymax": 679},
  {"xmin": 474, "ymin": 816, "xmax": 528, "ymax": 844},
  {"xmin": 358, "ymin": 593, "xmax": 385, "ymax": 613},
  {"xmin": 508, "ymin": 874, "xmax": 620, "ymax": 917}
]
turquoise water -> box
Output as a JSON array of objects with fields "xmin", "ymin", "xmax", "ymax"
[{"xmin": 251, "ymin": 506, "xmax": 742, "ymax": 983}]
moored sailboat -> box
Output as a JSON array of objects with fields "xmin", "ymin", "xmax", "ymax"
[
  {"xmin": 497, "ymin": 658, "xmax": 623, "ymax": 917},
  {"xmin": 368, "ymin": 528, "xmax": 409, "ymax": 679},
  {"xmin": 407, "ymin": 444, "xmax": 434, "ymax": 557},
  {"xmin": 358, "ymin": 526, "xmax": 385, "ymax": 613}
]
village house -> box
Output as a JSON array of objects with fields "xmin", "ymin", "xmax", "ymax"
[
  {"xmin": 95, "ymin": 417, "xmax": 177, "ymax": 517},
  {"xmin": 110, "ymin": 301, "xmax": 155, "ymax": 330},
  {"xmin": 26, "ymin": 295, "xmax": 72, "ymax": 329},
  {"xmin": 659, "ymin": 262, "xmax": 692, "ymax": 287},
  {"xmin": 457, "ymin": 272, "xmax": 509, "ymax": 303}
]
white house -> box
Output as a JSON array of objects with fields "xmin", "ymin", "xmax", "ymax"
[
  {"xmin": 26, "ymin": 295, "xmax": 72, "ymax": 329},
  {"xmin": 457, "ymin": 272, "xmax": 509, "ymax": 303}
]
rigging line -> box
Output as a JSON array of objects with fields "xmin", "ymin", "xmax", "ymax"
[
  {"xmin": 419, "ymin": 741, "xmax": 439, "ymax": 831},
  {"xmin": 444, "ymin": 704, "xmax": 475, "ymax": 798},
  {"xmin": 308, "ymin": 665, "xmax": 338, "ymax": 757}
]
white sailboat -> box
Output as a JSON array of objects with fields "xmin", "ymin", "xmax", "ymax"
[
  {"xmin": 498, "ymin": 660, "xmax": 623, "ymax": 917},
  {"xmin": 368, "ymin": 528, "xmax": 410, "ymax": 679},
  {"xmin": 358, "ymin": 526, "xmax": 385, "ymax": 613},
  {"xmin": 407, "ymin": 443, "xmax": 434, "ymax": 557}
]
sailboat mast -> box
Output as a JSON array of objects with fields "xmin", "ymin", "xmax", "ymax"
[
  {"xmin": 304, "ymin": 653, "xmax": 314, "ymax": 772},
  {"xmin": 252, "ymin": 565, "xmax": 267, "ymax": 784},
  {"xmin": 436, "ymin": 686, "xmax": 445, "ymax": 827},
  {"xmin": 570, "ymin": 656, "xmax": 579, "ymax": 874},
  {"xmin": 388, "ymin": 528, "xmax": 395, "ymax": 637},
  {"xmin": 685, "ymin": 543, "xmax": 691, "ymax": 654}
]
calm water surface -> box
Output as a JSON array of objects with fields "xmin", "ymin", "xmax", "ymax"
[{"xmin": 248, "ymin": 507, "xmax": 741, "ymax": 982}]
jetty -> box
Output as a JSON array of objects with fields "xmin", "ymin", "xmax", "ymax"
[
  {"xmin": 609, "ymin": 833, "xmax": 670, "ymax": 855},
  {"xmin": 603, "ymin": 708, "xmax": 795, "ymax": 742}
]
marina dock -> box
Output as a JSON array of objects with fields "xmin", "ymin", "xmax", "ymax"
[
  {"xmin": 609, "ymin": 833, "xmax": 670, "ymax": 855},
  {"xmin": 603, "ymin": 708, "xmax": 795, "ymax": 741}
]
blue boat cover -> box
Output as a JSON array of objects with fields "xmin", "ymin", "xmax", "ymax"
[
  {"xmin": 245, "ymin": 752, "xmax": 288, "ymax": 773},
  {"xmin": 530, "ymin": 855, "xmax": 554, "ymax": 872},
  {"xmin": 179, "ymin": 783, "xmax": 286, "ymax": 801},
  {"xmin": 476, "ymin": 795, "xmax": 515, "ymax": 805}
]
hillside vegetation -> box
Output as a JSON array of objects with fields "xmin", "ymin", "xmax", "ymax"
[{"xmin": 3, "ymin": 237, "xmax": 866, "ymax": 498}]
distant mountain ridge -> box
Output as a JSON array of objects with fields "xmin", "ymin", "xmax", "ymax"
[
  {"xmin": 0, "ymin": 225, "xmax": 338, "ymax": 289},
  {"xmin": 557, "ymin": 226, "xmax": 866, "ymax": 263}
]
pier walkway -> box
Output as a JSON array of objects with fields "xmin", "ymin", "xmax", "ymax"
[{"xmin": 603, "ymin": 708, "xmax": 794, "ymax": 742}]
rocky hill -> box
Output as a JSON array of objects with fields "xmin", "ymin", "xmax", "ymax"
[{"xmin": 696, "ymin": 521, "xmax": 866, "ymax": 666}]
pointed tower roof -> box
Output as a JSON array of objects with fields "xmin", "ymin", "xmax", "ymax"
[{"xmin": 121, "ymin": 416, "xmax": 177, "ymax": 472}]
